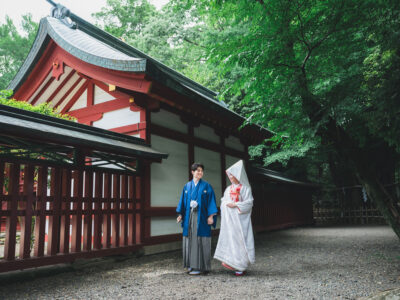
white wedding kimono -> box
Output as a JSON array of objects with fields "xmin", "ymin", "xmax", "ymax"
[{"xmin": 214, "ymin": 160, "xmax": 255, "ymax": 271}]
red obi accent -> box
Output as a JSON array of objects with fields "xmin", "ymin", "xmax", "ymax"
[{"xmin": 230, "ymin": 184, "xmax": 242, "ymax": 202}]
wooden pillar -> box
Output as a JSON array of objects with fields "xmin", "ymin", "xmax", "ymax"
[{"xmin": 188, "ymin": 125, "xmax": 194, "ymax": 180}]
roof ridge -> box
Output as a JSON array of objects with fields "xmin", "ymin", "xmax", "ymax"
[{"xmin": 68, "ymin": 12, "xmax": 219, "ymax": 99}]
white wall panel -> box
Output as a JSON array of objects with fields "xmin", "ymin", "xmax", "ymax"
[
  {"xmin": 151, "ymin": 217, "xmax": 182, "ymax": 236},
  {"xmin": 225, "ymin": 135, "xmax": 245, "ymax": 152},
  {"xmin": 151, "ymin": 135, "xmax": 188, "ymax": 207},
  {"xmin": 194, "ymin": 147, "xmax": 222, "ymax": 205},
  {"xmin": 57, "ymin": 78, "xmax": 86, "ymax": 112},
  {"xmin": 51, "ymin": 72, "xmax": 81, "ymax": 109},
  {"xmin": 70, "ymin": 90, "xmax": 87, "ymax": 111},
  {"xmin": 225, "ymin": 155, "xmax": 242, "ymax": 187},
  {"xmin": 92, "ymin": 107, "xmax": 140, "ymax": 130},
  {"xmin": 194, "ymin": 124, "xmax": 220, "ymax": 144},
  {"xmin": 151, "ymin": 109, "xmax": 187, "ymax": 134},
  {"xmin": 28, "ymin": 72, "xmax": 52, "ymax": 103},
  {"xmin": 94, "ymin": 85, "xmax": 115, "ymax": 104},
  {"xmin": 36, "ymin": 67, "xmax": 74, "ymax": 105}
]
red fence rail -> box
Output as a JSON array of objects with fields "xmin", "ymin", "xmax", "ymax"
[{"xmin": 0, "ymin": 160, "xmax": 142, "ymax": 273}]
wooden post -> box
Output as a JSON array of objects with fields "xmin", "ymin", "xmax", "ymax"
[
  {"xmin": 112, "ymin": 174, "xmax": 120, "ymax": 247},
  {"xmin": 93, "ymin": 171, "xmax": 103, "ymax": 250},
  {"xmin": 60, "ymin": 168, "xmax": 71, "ymax": 254},
  {"xmin": 83, "ymin": 170, "xmax": 93, "ymax": 251},
  {"xmin": 19, "ymin": 165, "xmax": 35, "ymax": 259},
  {"xmin": 102, "ymin": 173, "xmax": 112, "ymax": 249},
  {"xmin": 4, "ymin": 163, "xmax": 20, "ymax": 260},
  {"xmin": 34, "ymin": 166, "xmax": 47, "ymax": 257}
]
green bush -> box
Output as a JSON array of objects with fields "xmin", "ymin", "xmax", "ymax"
[{"xmin": 0, "ymin": 90, "xmax": 76, "ymax": 121}]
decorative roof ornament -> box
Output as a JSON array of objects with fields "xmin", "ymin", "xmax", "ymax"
[{"xmin": 46, "ymin": 0, "xmax": 77, "ymax": 29}]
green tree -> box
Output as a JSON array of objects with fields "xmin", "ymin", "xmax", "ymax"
[
  {"xmin": 177, "ymin": 0, "xmax": 400, "ymax": 238},
  {"xmin": 0, "ymin": 14, "xmax": 38, "ymax": 90}
]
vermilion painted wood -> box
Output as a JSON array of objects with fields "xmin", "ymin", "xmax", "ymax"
[
  {"xmin": 112, "ymin": 174, "xmax": 120, "ymax": 247},
  {"xmin": 83, "ymin": 170, "xmax": 93, "ymax": 251},
  {"xmin": 102, "ymin": 173, "xmax": 111, "ymax": 249},
  {"xmin": 15, "ymin": 41, "xmax": 152, "ymax": 102},
  {"xmin": 90, "ymin": 78, "xmax": 130, "ymax": 99},
  {"xmin": 47, "ymin": 168, "xmax": 62, "ymax": 256},
  {"xmin": 67, "ymin": 97, "xmax": 131, "ymax": 119},
  {"xmin": 52, "ymin": 60, "xmax": 64, "ymax": 80},
  {"xmin": 52, "ymin": 46, "xmax": 152, "ymax": 93},
  {"xmin": 14, "ymin": 41, "xmax": 55, "ymax": 101},
  {"xmin": 60, "ymin": 168, "xmax": 71, "ymax": 254},
  {"xmin": 120, "ymin": 175, "xmax": 128, "ymax": 246},
  {"xmin": 33, "ymin": 167, "xmax": 47, "ymax": 257},
  {"xmin": 30, "ymin": 77, "xmax": 55, "ymax": 105},
  {"xmin": 46, "ymin": 70, "xmax": 76, "ymax": 104},
  {"xmin": 54, "ymin": 77, "xmax": 83, "ymax": 109},
  {"xmin": 136, "ymin": 176, "xmax": 141, "ymax": 243},
  {"xmin": 128, "ymin": 175, "xmax": 136, "ymax": 245},
  {"xmin": 87, "ymin": 81, "xmax": 94, "ymax": 107},
  {"xmin": 19, "ymin": 165, "xmax": 34, "ymax": 259},
  {"xmin": 4, "ymin": 163, "xmax": 19, "ymax": 260},
  {"xmin": 62, "ymin": 80, "xmax": 89, "ymax": 113},
  {"xmin": 93, "ymin": 172, "xmax": 102, "ymax": 250},
  {"xmin": 71, "ymin": 170, "xmax": 83, "ymax": 252},
  {"xmin": 0, "ymin": 244, "xmax": 142, "ymax": 273}
]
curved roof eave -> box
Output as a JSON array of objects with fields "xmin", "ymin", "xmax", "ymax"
[{"xmin": 8, "ymin": 17, "xmax": 147, "ymax": 92}]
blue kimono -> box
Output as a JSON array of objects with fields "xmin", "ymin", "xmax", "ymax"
[{"xmin": 176, "ymin": 179, "xmax": 218, "ymax": 237}]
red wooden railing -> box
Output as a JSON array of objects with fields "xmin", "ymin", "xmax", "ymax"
[{"xmin": 0, "ymin": 160, "xmax": 142, "ymax": 273}]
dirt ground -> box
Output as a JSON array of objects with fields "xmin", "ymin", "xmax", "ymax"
[{"xmin": 0, "ymin": 225, "xmax": 399, "ymax": 299}]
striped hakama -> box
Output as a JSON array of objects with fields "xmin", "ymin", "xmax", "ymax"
[{"xmin": 182, "ymin": 206, "xmax": 212, "ymax": 272}]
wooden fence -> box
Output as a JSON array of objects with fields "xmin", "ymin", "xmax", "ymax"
[
  {"xmin": 313, "ymin": 205, "xmax": 386, "ymax": 225},
  {"xmin": 0, "ymin": 159, "xmax": 143, "ymax": 273}
]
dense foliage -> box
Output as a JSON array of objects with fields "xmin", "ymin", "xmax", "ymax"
[
  {"xmin": 0, "ymin": 90, "xmax": 75, "ymax": 121},
  {"xmin": 1, "ymin": 0, "xmax": 399, "ymax": 236},
  {"xmin": 0, "ymin": 14, "xmax": 37, "ymax": 90}
]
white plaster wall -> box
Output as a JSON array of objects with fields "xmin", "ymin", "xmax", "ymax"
[
  {"xmin": 94, "ymin": 85, "xmax": 115, "ymax": 104},
  {"xmin": 28, "ymin": 71, "xmax": 52, "ymax": 104},
  {"xmin": 70, "ymin": 90, "xmax": 87, "ymax": 111},
  {"xmin": 35, "ymin": 66, "xmax": 74, "ymax": 105},
  {"xmin": 194, "ymin": 124, "xmax": 220, "ymax": 144},
  {"xmin": 50, "ymin": 72, "xmax": 81, "ymax": 109},
  {"xmin": 57, "ymin": 78, "xmax": 86, "ymax": 112},
  {"xmin": 225, "ymin": 154, "xmax": 242, "ymax": 187},
  {"xmin": 194, "ymin": 146, "xmax": 222, "ymax": 205},
  {"xmin": 92, "ymin": 107, "xmax": 140, "ymax": 130},
  {"xmin": 225, "ymin": 135, "xmax": 245, "ymax": 152},
  {"xmin": 151, "ymin": 217, "xmax": 182, "ymax": 236},
  {"xmin": 151, "ymin": 109, "xmax": 188, "ymax": 134},
  {"xmin": 150, "ymin": 135, "xmax": 188, "ymax": 207}
]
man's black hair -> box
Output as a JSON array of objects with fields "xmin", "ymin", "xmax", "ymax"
[{"xmin": 191, "ymin": 162, "xmax": 204, "ymax": 172}]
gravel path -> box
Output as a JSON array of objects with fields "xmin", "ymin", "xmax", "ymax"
[{"xmin": 0, "ymin": 226, "xmax": 399, "ymax": 299}]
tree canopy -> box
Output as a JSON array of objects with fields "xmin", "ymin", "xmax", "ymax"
[
  {"xmin": 0, "ymin": 14, "xmax": 37, "ymax": 90},
  {"xmin": 1, "ymin": 0, "xmax": 399, "ymax": 237}
]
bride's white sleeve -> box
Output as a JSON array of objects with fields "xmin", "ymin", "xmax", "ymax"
[
  {"xmin": 236, "ymin": 185, "xmax": 254, "ymax": 214},
  {"xmin": 220, "ymin": 186, "xmax": 230, "ymax": 206}
]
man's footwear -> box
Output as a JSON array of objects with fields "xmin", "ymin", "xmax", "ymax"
[
  {"xmin": 187, "ymin": 267, "xmax": 192, "ymax": 272},
  {"xmin": 235, "ymin": 271, "xmax": 246, "ymax": 276},
  {"xmin": 188, "ymin": 270, "xmax": 202, "ymax": 275},
  {"xmin": 222, "ymin": 262, "xmax": 235, "ymax": 271}
]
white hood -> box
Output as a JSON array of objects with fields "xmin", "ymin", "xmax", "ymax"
[{"xmin": 226, "ymin": 160, "xmax": 251, "ymax": 188}]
